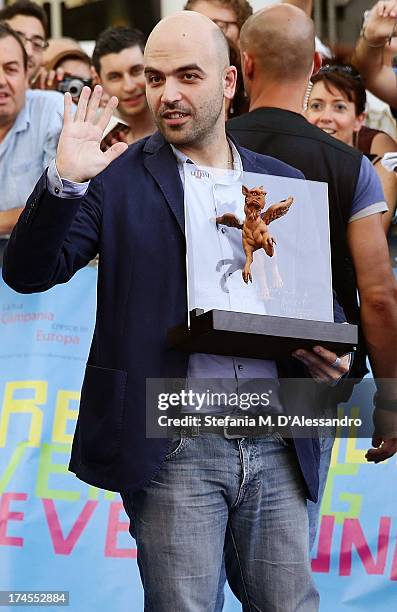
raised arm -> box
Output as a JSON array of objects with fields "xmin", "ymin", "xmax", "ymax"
[
  {"xmin": 353, "ymin": 0, "xmax": 397, "ymax": 108},
  {"xmin": 347, "ymin": 212, "xmax": 397, "ymax": 461}
]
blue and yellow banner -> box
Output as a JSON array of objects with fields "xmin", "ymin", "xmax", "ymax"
[{"xmin": 0, "ymin": 266, "xmax": 396, "ymax": 611}]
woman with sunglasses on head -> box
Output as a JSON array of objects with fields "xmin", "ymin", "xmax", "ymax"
[{"xmin": 306, "ymin": 64, "xmax": 397, "ymax": 232}]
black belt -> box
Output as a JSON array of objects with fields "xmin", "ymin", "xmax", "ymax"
[{"xmin": 180, "ymin": 423, "xmax": 276, "ymax": 439}]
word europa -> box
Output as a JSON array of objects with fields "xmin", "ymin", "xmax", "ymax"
[
  {"xmin": 36, "ymin": 330, "xmax": 80, "ymax": 345},
  {"xmin": 157, "ymin": 390, "xmax": 271, "ymax": 411}
]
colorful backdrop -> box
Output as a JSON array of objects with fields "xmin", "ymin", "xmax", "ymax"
[{"xmin": 0, "ymin": 266, "xmax": 396, "ymax": 611}]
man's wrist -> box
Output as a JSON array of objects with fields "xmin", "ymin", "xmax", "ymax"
[
  {"xmin": 360, "ymin": 19, "xmax": 397, "ymax": 47},
  {"xmin": 48, "ymin": 160, "xmax": 89, "ymax": 199},
  {"xmin": 55, "ymin": 160, "xmax": 87, "ymax": 184},
  {"xmin": 360, "ymin": 24, "xmax": 390, "ymax": 47}
]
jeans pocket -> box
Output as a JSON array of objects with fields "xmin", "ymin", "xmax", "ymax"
[{"xmin": 164, "ymin": 435, "xmax": 191, "ymax": 460}]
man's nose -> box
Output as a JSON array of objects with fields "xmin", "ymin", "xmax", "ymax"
[
  {"xmin": 0, "ymin": 67, "xmax": 6, "ymax": 86},
  {"xmin": 123, "ymin": 74, "xmax": 137, "ymax": 92},
  {"xmin": 23, "ymin": 39, "xmax": 34, "ymax": 57},
  {"xmin": 160, "ymin": 78, "xmax": 182, "ymax": 104}
]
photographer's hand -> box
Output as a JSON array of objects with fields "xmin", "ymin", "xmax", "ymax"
[
  {"xmin": 56, "ymin": 85, "xmax": 128, "ymax": 183},
  {"xmin": 364, "ymin": 0, "xmax": 397, "ymax": 44},
  {"xmin": 30, "ymin": 66, "xmax": 64, "ymax": 90},
  {"xmin": 46, "ymin": 67, "xmax": 65, "ymax": 90}
]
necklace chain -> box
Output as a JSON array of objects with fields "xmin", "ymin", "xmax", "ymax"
[{"xmin": 227, "ymin": 145, "xmax": 234, "ymax": 167}]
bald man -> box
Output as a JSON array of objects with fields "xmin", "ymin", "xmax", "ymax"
[
  {"xmin": 228, "ymin": 3, "xmax": 397, "ymax": 548},
  {"xmin": 281, "ymin": 0, "xmax": 331, "ymax": 57},
  {"xmin": 4, "ymin": 11, "xmax": 354, "ymax": 611}
]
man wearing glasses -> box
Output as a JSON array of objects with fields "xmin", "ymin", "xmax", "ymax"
[
  {"xmin": 0, "ymin": 0, "xmax": 48, "ymax": 85},
  {"xmin": 184, "ymin": 0, "xmax": 252, "ymax": 46}
]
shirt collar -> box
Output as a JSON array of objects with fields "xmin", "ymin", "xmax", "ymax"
[
  {"xmin": 171, "ymin": 138, "xmax": 243, "ymax": 177},
  {"xmin": 170, "ymin": 144, "xmax": 191, "ymax": 166}
]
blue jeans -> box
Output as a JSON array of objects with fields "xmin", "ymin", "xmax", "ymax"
[{"xmin": 121, "ymin": 433, "xmax": 319, "ymax": 612}]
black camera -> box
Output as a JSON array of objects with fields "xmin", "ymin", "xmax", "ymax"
[{"xmin": 57, "ymin": 75, "xmax": 92, "ymax": 99}]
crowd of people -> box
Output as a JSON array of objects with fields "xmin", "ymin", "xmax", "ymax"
[
  {"xmin": 1, "ymin": 0, "xmax": 397, "ymax": 239},
  {"xmin": 1, "ymin": 1, "xmax": 397, "ymax": 611}
]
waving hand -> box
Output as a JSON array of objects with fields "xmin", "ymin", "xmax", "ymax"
[{"xmin": 56, "ymin": 85, "xmax": 129, "ymax": 183}]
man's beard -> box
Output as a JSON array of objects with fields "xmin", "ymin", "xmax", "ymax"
[{"xmin": 155, "ymin": 94, "xmax": 224, "ymax": 147}]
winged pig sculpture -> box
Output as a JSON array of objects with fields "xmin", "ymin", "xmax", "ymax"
[{"xmin": 216, "ymin": 185, "xmax": 294, "ymax": 284}]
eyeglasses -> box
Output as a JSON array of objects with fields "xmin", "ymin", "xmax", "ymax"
[
  {"xmin": 319, "ymin": 64, "xmax": 361, "ymax": 80},
  {"xmin": 15, "ymin": 31, "xmax": 49, "ymax": 52},
  {"xmin": 211, "ymin": 18, "xmax": 239, "ymax": 35}
]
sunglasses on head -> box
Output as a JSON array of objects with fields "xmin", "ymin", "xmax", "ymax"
[{"xmin": 319, "ymin": 64, "xmax": 361, "ymax": 80}]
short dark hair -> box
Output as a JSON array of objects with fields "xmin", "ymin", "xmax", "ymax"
[
  {"xmin": 92, "ymin": 26, "xmax": 146, "ymax": 75},
  {"xmin": 184, "ymin": 0, "xmax": 253, "ymax": 31},
  {"xmin": 0, "ymin": 1, "xmax": 48, "ymax": 37},
  {"xmin": 0, "ymin": 21, "xmax": 28, "ymax": 71},
  {"xmin": 311, "ymin": 64, "xmax": 366, "ymax": 116}
]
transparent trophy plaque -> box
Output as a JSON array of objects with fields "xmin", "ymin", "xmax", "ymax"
[{"xmin": 169, "ymin": 166, "xmax": 357, "ymax": 360}]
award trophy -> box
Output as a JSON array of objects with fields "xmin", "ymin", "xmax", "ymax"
[{"xmin": 169, "ymin": 167, "xmax": 357, "ymax": 360}]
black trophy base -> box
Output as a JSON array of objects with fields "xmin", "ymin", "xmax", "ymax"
[{"xmin": 168, "ymin": 309, "xmax": 358, "ymax": 360}]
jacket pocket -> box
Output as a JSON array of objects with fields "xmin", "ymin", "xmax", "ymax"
[{"xmin": 79, "ymin": 364, "xmax": 128, "ymax": 465}]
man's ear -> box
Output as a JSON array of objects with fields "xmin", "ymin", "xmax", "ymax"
[
  {"xmin": 224, "ymin": 65, "xmax": 237, "ymax": 101},
  {"xmin": 311, "ymin": 51, "xmax": 322, "ymax": 78},
  {"xmin": 241, "ymin": 51, "xmax": 254, "ymax": 81}
]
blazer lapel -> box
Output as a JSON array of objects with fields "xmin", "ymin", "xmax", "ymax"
[
  {"xmin": 143, "ymin": 132, "xmax": 185, "ymax": 234},
  {"xmin": 142, "ymin": 131, "xmax": 271, "ymax": 235},
  {"xmin": 237, "ymin": 147, "xmax": 272, "ymax": 175}
]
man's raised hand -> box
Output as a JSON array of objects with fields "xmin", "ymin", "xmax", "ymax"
[
  {"xmin": 364, "ymin": 0, "xmax": 397, "ymax": 44},
  {"xmin": 55, "ymin": 85, "xmax": 129, "ymax": 183}
]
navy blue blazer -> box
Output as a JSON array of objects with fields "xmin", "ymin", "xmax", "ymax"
[{"xmin": 3, "ymin": 131, "xmax": 332, "ymax": 501}]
